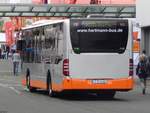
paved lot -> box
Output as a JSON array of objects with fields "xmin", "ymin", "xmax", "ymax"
[{"xmin": 0, "ymin": 75, "xmax": 150, "ymax": 113}]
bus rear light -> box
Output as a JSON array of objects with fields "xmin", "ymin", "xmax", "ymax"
[
  {"xmin": 63, "ymin": 59, "xmax": 69, "ymax": 76},
  {"xmin": 129, "ymin": 59, "xmax": 133, "ymax": 76}
]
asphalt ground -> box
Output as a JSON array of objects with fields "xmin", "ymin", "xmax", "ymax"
[{"xmin": 0, "ymin": 75, "xmax": 150, "ymax": 113}]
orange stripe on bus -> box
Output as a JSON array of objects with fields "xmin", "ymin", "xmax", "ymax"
[
  {"xmin": 22, "ymin": 77, "xmax": 134, "ymax": 91},
  {"xmin": 62, "ymin": 77, "xmax": 134, "ymax": 90},
  {"xmin": 52, "ymin": 83, "xmax": 62, "ymax": 92},
  {"xmin": 22, "ymin": 78, "xmax": 47, "ymax": 90},
  {"xmin": 30, "ymin": 80, "xmax": 47, "ymax": 90},
  {"xmin": 22, "ymin": 78, "xmax": 62, "ymax": 91}
]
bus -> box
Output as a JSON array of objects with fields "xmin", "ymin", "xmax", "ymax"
[{"xmin": 20, "ymin": 18, "xmax": 134, "ymax": 98}]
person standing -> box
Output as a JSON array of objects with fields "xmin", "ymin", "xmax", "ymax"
[
  {"xmin": 140, "ymin": 50, "xmax": 147, "ymax": 62},
  {"xmin": 146, "ymin": 56, "xmax": 150, "ymax": 78},
  {"xmin": 136, "ymin": 54, "xmax": 148, "ymax": 94},
  {"xmin": 12, "ymin": 50, "xmax": 21, "ymax": 76},
  {"xmin": 6, "ymin": 45, "xmax": 10, "ymax": 59}
]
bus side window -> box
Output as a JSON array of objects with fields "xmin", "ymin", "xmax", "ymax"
[
  {"xmin": 44, "ymin": 26, "xmax": 56, "ymax": 50},
  {"xmin": 55, "ymin": 24, "xmax": 63, "ymax": 64}
]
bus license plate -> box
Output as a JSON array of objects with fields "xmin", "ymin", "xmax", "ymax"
[{"xmin": 92, "ymin": 80, "xmax": 107, "ymax": 84}]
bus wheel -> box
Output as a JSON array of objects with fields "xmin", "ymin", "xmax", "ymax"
[
  {"xmin": 47, "ymin": 72, "xmax": 56, "ymax": 97},
  {"xmin": 26, "ymin": 69, "xmax": 36, "ymax": 92}
]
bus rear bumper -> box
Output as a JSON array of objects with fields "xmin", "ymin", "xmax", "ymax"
[{"xmin": 62, "ymin": 77, "xmax": 134, "ymax": 91}]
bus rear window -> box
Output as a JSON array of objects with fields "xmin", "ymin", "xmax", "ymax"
[{"xmin": 70, "ymin": 19, "xmax": 128, "ymax": 54}]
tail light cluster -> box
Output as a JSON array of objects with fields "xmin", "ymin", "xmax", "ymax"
[
  {"xmin": 63, "ymin": 59, "xmax": 69, "ymax": 76},
  {"xmin": 129, "ymin": 59, "xmax": 133, "ymax": 76}
]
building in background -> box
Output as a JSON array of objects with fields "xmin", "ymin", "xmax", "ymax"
[
  {"xmin": 98, "ymin": 0, "xmax": 135, "ymax": 4},
  {"xmin": 32, "ymin": 0, "xmax": 48, "ymax": 4},
  {"xmin": 0, "ymin": 0, "xmax": 47, "ymax": 4},
  {"xmin": 0, "ymin": 33, "xmax": 6, "ymax": 47},
  {"xmin": 4, "ymin": 22, "xmax": 14, "ymax": 46},
  {"xmin": 48, "ymin": 0, "xmax": 135, "ymax": 4},
  {"xmin": 63, "ymin": 0, "xmax": 135, "ymax": 4},
  {"xmin": 48, "ymin": 0, "xmax": 64, "ymax": 4},
  {"xmin": 132, "ymin": 20, "xmax": 141, "ymax": 65},
  {"xmin": 137, "ymin": 0, "xmax": 150, "ymax": 56},
  {"xmin": 0, "ymin": 18, "xmax": 4, "ymax": 32},
  {"xmin": 0, "ymin": 0, "xmax": 32, "ymax": 3}
]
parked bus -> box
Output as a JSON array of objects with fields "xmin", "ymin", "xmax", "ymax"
[{"xmin": 20, "ymin": 18, "xmax": 134, "ymax": 98}]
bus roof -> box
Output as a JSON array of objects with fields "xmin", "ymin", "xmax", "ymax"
[
  {"xmin": 22, "ymin": 18, "xmax": 131, "ymax": 30},
  {"xmin": 22, "ymin": 19, "xmax": 66, "ymax": 30}
]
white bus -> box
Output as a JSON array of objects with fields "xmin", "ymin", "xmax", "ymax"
[{"xmin": 20, "ymin": 18, "xmax": 134, "ymax": 98}]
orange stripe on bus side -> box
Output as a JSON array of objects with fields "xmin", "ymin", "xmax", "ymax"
[
  {"xmin": 22, "ymin": 78, "xmax": 62, "ymax": 91},
  {"xmin": 52, "ymin": 82, "xmax": 63, "ymax": 92},
  {"xmin": 22, "ymin": 78, "xmax": 47, "ymax": 90},
  {"xmin": 22, "ymin": 77, "xmax": 134, "ymax": 91},
  {"xmin": 30, "ymin": 80, "xmax": 47, "ymax": 90}
]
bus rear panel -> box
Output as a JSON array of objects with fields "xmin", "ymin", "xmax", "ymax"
[{"xmin": 61, "ymin": 18, "xmax": 133, "ymax": 91}]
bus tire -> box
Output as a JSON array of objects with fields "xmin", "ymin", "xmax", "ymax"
[
  {"xmin": 26, "ymin": 69, "xmax": 36, "ymax": 92},
  {"xmin": 47, "ymin": 71, "xmax": 56, "ymax": 97}
]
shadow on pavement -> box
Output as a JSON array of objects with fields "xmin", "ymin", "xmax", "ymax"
[{"xmin": 24, "ymin": 89, "xmax": 129, "ymax": 102}]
